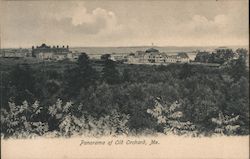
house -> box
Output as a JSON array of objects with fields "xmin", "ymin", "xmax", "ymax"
[
  {"xmin": 127, "ymin": 54, "xmax": 140, "ymax": 63},
  {"xmin": 32, "ymin": 43, "xmax": 71, "ymax": 60},
  {"xmin": 1, "ymin": 48, "xmax": 30, "ymax": 58},
  {"xmin": 68, "ymin": 52, "xmax": 83, "ymax": 61},
  {"xmin": 53, "ymin": 53, "xmax": 67, "ymax": 61},
  {"xmin": 141, "ymin": 48, "xmax": 165, "ymax": 63},
  {"xmin": 37, "ymin": 52, "xmax": 53, "ymax": 60},
  {"xmin": 110, "ymin": 53, "xmax": 127, "ymax": 62},
  {"xmin": 126, "ymin": 48, "xmax": 190, "ymax": 65},
  {"xmin": 214, "ymin": 47, "xmax": 234, "ymax": 60},
  {"xmin": 165, "ymin": 55, "xmax": 178, "ymax": 63},
  {"xmin": 176, "ymin": 52, "xmax": 190, "ymax": 63},
  {"xmin": 215, "ymin": 47, "xmax": 233, "ymax": 54},
  {"xmin": 126, "ymin": 48, "xmax": 164, "ymax": 64}
]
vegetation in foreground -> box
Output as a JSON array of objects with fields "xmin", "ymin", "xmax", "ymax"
[{"xmin": 0, "ymin": 52, "xmax": 249, "ymax": 138}]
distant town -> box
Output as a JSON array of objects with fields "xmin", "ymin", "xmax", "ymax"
[{"xmin": 0, "ymin": 43, "xmax": 248, "ymax": 67}]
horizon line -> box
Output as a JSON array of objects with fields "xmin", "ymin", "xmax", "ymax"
[{"xmin": 1, "ymin": 44, "xmax": 249, "ymax": 49}]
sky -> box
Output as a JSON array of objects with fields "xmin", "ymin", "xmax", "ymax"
[{"xmin": 0, "ymin": 0, "xmax": 249, "ymax": 48}]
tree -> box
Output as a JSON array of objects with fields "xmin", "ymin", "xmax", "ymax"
[
  {"xmin": 77, "ymin": 53, "xmax": 98, "ymax": 86},
  {"xmin": 63, "ymin": 53, "xmax": 98, "ymax": 99},
  {"xmin": 211, "ymin": 111, "xmax": 240, "ymax": 135},
  {"xmin": 225, "ymin": 76, "xmax": 249, "ymax": 134},
  {"xmin": 8, "ymin": 64, "xmax": 36, "ymax": 105},
  {"xmin": 102, "ymin": 59, "xmax": 120, "ymax": 84},
  {"xmin": 101, "ymin": 54, "xmax": 111, "ymax": 61},
  {"xmin": 147, "ymin": 98, "xmax": 196, "ymax": 135},
  {"xmin": 122, "ymin": 68, "xmax": 131, "ymax": 82},
  {"xmin": 0, "ymin": 72, "xmax": 11, "ymax": 109},
  {"xmin": 236, "ymin": 48, "xmax": 248, "ymax": 59},
  {"xmin": 227, "ymin": 57, "xmax": 247, "ymax": 81},
  {"xmin": 179, "ymin": 63, "xmax": 193, "ymax": 79},
  {"xmin": 1, "ymin": 101, "xmax": 48, "ymax": 138},
  {"xmin": 77, "ymin": 53, "xmax": 90, "ymax": 67},
  {"xmin": 194, "ymin": 52, "xmax": 210, "ymax": 63}
]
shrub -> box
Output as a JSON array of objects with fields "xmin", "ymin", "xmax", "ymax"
[
  {"xmin": 86, "ymin": 109, "xmax": 130, "ymax": 136},
  {"xmin": 48, "ymin": 99, "xmax": 130, "ymax": 137},
  {"xmin": 147, "ymin": 98, "xmax": 196, "ymax": 136},
  {"xmin": 211, "ymin": 112, "xmax": 240, "ymax": 135},
  {"xmin": 1, "ymin": 101, "xmax": 48, "ymax": 138}
]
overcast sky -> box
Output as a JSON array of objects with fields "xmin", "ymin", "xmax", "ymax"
[{"xmin": 1, "ymin": 0, "xmax": 249, "ymax": 48}]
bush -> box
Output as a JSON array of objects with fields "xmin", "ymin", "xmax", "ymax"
[
  {"xmin": 1, "ymin": 101, "xmax": 48, "ymax": 138},
  {"xmin": 211, "ymin": 112, "xmax": 240, "ymax": 135},
  {"xmin": 147, "ymin": 98, "xmax": 196, "ymax": 136}
]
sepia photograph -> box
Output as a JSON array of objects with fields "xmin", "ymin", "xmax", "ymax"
[{"xmin": 0, "ymin": 0, "xmax": 249, "ymax": 159}]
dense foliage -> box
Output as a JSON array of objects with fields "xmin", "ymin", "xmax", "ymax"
[
  {"xmin": 211, "ymin": 111, "xmax": 240, "ymax": 135},
  {"xmin": 0, "ymin": 52, "xmax": 249, "ymax": 137},
  {"xmin": 1, "ymin": 100, "xmax": 129, "ymax": 138},
  {"xmin": 194, "ymin": 48, "xmax": 248, "ymax": 64},
  {"xmin": 147, "ymin": 99, "xmax": 196, "ymax": 136}
]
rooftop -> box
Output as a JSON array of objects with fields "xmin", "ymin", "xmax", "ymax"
[
  {"xmin": 145, "ymin": 48, "xmax": 159, "ymax": 53},
  {"xmin": 177, "ymin": 52, "xmax": 189, "ymax": 58}
]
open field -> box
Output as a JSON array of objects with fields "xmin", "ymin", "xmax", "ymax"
[{"xmin": 2, "ymin": 135, "xmax": 249, "ymax": 159}]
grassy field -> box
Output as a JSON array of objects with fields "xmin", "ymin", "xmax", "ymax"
[{"xmin": 2, "ymin": 135, "xmax": 249, "ymax": 159}]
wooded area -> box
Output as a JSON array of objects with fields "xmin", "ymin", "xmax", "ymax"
[{"xmin": 0, "ymin": 53, "xmax": 249, "ymax": 138}]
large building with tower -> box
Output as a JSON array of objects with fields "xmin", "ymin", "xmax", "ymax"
[{"xmin": 32, "ymin": 43, "xmax": 71, "ymax": 60}]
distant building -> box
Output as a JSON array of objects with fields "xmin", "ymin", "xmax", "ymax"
[
  {"xmin": 176, "ymin": 52, "xmax": 190, "ymax": 63},
  {"xmin": 1, "ymin": 48, "xmax": 30, "ymax": 58},
  {"xmin": 215, "ymin": 47, "xmax": 233, "ymax": 54},
  {"xmin": 165, "ymin": 55, "xmax": 178, "ymax": 63},
  {"xmin": 127, "ymin": 54, "xmax": 140, "ymax": 63},
  {"xmin": 37, "ymin": 52, "xmax": 53, "ymax": 60},
  {"xmin": 68, "ymin": 52, "xmax": 84, "ymax": 61},
  {"xmin": 165, "ymin": 53, "xmax": 189, "ymax": 63},
  {"xmin": 215, "ymin": 47, "xmax": 235, "ymax": 60},
  {"xmin": 144, "ymin": 48, "xmax": 164, "ymax": 63},
  {"xmin": 32, "ymin": 43, "xmax": 71, "ymax": 60},
  {"xmin": 194, "ymin": 51, "xmax": 210, "ymax": 63},
  {"xmin": 127, "ymin": 48, "xmax": 189, "ymax": 64},
  {"xmin": 110, "ymin": 53, "xmax": 127, "ymax": 62},
  {"xmin": 145, "ymin": 48, "xmax": 159, "ymax": 54}
]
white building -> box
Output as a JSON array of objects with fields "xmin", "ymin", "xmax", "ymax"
[
  {"xmin": 1, "ymin": 49, "xmax": 29, "ymax": 58},
  {"xmin": 127, "ymin": 48, "xmax": 190, "ymax": 64},
  {"xmin": 127, "ymin": 54, "xmax": 140, "ymax": 63},
  {"xmin": 110, "ymin": 53, "xmax": 127, "ymax": 62},
  {"xmin": 37, "ymin": 52, "xmax": 53, "ymax": 60},
  {"xmin": 165, "ymin": 55, "xmax": 178, "ymax": 63},
  {"xmin": 53, "ymin": 53, "xmax": 67, "ymax": 61}
]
